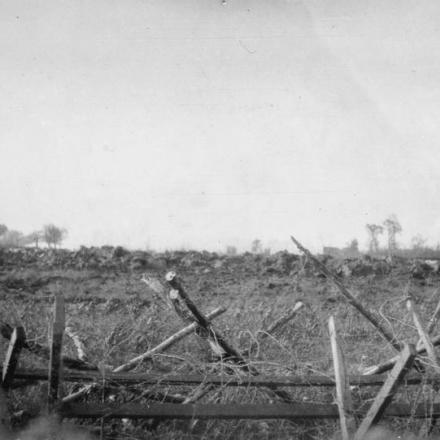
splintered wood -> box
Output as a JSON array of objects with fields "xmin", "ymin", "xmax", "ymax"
[{"xmin": 329, "ymin": 316, "xmax": 356, "ymax": 440}]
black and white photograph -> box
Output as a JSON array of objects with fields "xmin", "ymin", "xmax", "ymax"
[{"xmin": 1, "ymin": 1, "xmax": 440, "ymax": 439}]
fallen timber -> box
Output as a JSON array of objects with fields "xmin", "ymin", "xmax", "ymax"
[
  {"xmin": 58, "ymin": 401, "xmax": 440, "ymax": 420},
  {"xmin": 11, "ymin": 368, "xmax": 440, "ymax": 388}
]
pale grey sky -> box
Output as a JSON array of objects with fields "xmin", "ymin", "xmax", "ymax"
[{"xmin": 1, "ymin": 0, "xmax": 440, "ymax": 252}]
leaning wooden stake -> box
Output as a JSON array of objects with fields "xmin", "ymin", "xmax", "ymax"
[
  {"xmin": 407, "ymin": 299, "xmax": 439, "ymax": 369},
  {"xmin": 47, "ymin": 293, "xmax": 65, "ymax": 413},
  {"xmin": 329, "ymin": 316, "xmax": 356, "ymax": 440},
  {"xmin": 114, "ymin": 307, "xmax": 226, "ymax": 373},
  {"xmin": 416, "ymin": 295, "xmax": 440, "ymax": 351},
  {"xmin": 354, "ymin": 343, "xmax": 416, "ymax": 440},
  {"xmin": 2, "ymin": 326, "xmax": 25, "ymax": 389},
  {"xmin": 290, "ymin": 236, "xmax": 401, "ymax": 351}
]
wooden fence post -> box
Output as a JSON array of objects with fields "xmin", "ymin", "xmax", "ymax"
[
  {"xmin": 2, "ymin": 326, "xmax": 26, "ymax": 389},
  {"xmin": 328, "ymin": 316, "xmax": 356, "ymax": 440},
  {"xmin": 354, "ymin": 343, "xmax": 416, "ymax": 440},
  {"xmin": 47, "ymin": 292, "xmax": 65, "ymax": 413}
]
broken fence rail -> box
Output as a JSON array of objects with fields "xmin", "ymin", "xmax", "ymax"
[
  {"xmin": 58, "ymin": 401, "xmax": 440, "ymax": 420},
  {"xmin": 11, "ymin": 368, "xmax": 440, "ymax": 388}
]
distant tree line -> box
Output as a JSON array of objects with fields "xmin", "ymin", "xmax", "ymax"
[{"xmin": 0, "ymin": 223, "xmax": 67, "ymax": 249}]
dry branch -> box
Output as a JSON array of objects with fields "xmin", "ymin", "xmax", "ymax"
[
  {"xmin": 290, "ymin": 235, "xmax": 401, "ymax": 351},
  {"xmin": 113, "ymin": 307, "xmax": 226, "ymax": 373}
]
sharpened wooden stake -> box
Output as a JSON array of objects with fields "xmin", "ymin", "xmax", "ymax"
[
  {"xmin": 407, "ymin": 299, "xmax": 439, "ymax": 369},
  {"xmin": 47, "ymin": 293, "xmax": 65, "ymax": 413},
  {"xmin": 329, "ymin": 316, "xmax": 356, "ymax": 440},
  {"xmin": 354, "ymin": 343, "xmax": 416, "ymax": 440},
  {"xmin": 290, "ymin": 235, "xmax": 401, "ymax": 351},
  {"xmin": 2, "ymin": 326, "xmax": 25, "ymax": 389}
]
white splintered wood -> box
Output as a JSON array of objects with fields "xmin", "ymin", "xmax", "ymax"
[{"xmin": 329, "ymin": 316, "xmax": 355, "ymax": 440}]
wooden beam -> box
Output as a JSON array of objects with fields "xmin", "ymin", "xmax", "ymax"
[
  {"xmin": 354, "ymin": 343, "xmax": 416, "ymax": 440},
  {"xmin": 2, "ymin": 326, "xmax": 25, "ymax": 389},
  {"xmin": 290, "ymin": 235, "xmax": 401, "ymax": 351},
  {"xmin": 329, "ymin": 316, "xmax": 355, "ymax": 440},
  {"xmin": 11, "ymin": 368, "xmax": 440, "ymax": 388},
  {"xmin": 47, "ymin": 293, "xmax": 65, "ymax": 412},
  {"xmin": 58, "ymin": 401, "xmax": 440, "ymax": 420},
  {"xmin": 113, "ymin": 307, "xmax": 226, "ymax": 373},
  {"xmin": 407, "ymin": 299, "xmax": 439, "ymax": 368}
]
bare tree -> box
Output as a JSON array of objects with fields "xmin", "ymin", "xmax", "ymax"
[
  {"xmin": 43, "ymin": 224, "xmax": 67, "ymax": 248},
  {"xmin": 383, "ymin": 214, "xmax": 402, "ymax": 254},
  {"xmin": 28, "ymin": 230, "xmax": 44, "ymax": 248},
  {"xmin": 366, "ymin": 224, "xmax": 383, "ymax": 254}
]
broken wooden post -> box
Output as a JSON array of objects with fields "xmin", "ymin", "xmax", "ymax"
[
  {"xmin": 165, "ymin": 271, "xmax": 252, "ymax": 370},
  {"xmin": 354, "ymin": 343, "xmax": 416, "ymax": 440},
  {"xmin": 328, "ymin": 316, "xmax": 355, "ymax": 440},
  {"xmin": 0, "ymin": 321, "xmax": 97, "ymax": 371},
  {"xmin": 2, "ymin": 326, "xmax": 25, "ymax": 390},
  {"xmin": 290, "ymin": 235, "xmax": 401, "ymax": 351},
  {"xmin": 164, "ymin": 272, "xmax": 295, "ymax": 403},
  {"xmin": 407, "ymin": 298, "xmax": 439, "ymax": 369},
  {"xmin": 113, "ymin": 306, "xmax": 226, "ymax": 372},
  {"xmin": 47, "ymin": 292, "xmax": 65, "ymax": 413}
]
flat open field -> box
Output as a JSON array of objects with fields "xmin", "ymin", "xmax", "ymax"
[{"xmin": 1, "ymin": 247, "xmax": 440, "ymax": 439}]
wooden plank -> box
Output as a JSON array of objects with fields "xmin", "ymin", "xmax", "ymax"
[
  {"xmin": 354, "ymin": 343, "xmax": 416, "ymax": 440},
  {"xmin": 11, "ymin": 368, "xmax": 440, "ymax": 388},
  {"xmin": 47, "ymin": 292, "xmax": 65, "ymax": 412},
  {"xmin": 2, "ymin": 326, "xmax": 26, "ymax": 389},
  {"xmin": 407, "ymin": 299, "xmax": 439, "ymax": 368},
  {"xmin": 59, "ymin": 401, "xmax": 440, "ymax": 420},
  {"xmin": 328, "ymin": 316, "xmax": 355, "ymax": 440},
  {"xmin": 113, "ymin": 307, "xmax": 226, "ymax": 372},
  {"xmin": 290, "ymin": 235, "xmax": 401, "ymax": 351}
]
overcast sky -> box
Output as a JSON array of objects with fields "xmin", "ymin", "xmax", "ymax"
[{"xmin": 1, "ymin": 0, "xmax": 440, "ymax": 252}]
